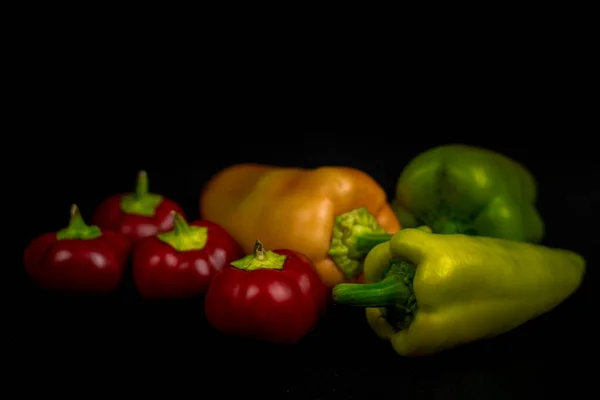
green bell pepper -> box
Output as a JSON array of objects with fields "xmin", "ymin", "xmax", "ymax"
[{"xmin": 393, "ymin": 144, "xmax": 544, "ymax": 242}]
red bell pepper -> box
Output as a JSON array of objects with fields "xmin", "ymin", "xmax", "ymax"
[
  {"xmin": 23, "ymin": 204, "xmax": 131, "ymax": 293},
  {"xmin": 132, "ymin": 212, "xmax": 244, "ymax": 300},
  {"xmin": 92, "ymin": 170, "xmax": 185, "ymax": 241},
  {"xmin": 204, "ymin": 240, "xmax": 328, "ymax": 344}
]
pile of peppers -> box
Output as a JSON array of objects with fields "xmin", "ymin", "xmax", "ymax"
[{"xmin": 23, "ymin": 145, "xmax": 587, "ymax": 355}]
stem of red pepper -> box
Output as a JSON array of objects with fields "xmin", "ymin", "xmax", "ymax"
[
  {"xmin": 120, "ymin": 170, "xmax": 164, "ymax": 217},
  {"xmin": 157, "ymin": 212, "xmax": 208, "ymax": 252},
  {"xmin": 56, "ymin": 204, "xmax": 103, "ymax": 240},
  {"xmin": 136, "ymin": 169, "xmax": 149, "ymax": 197},
  {"xmin": 230, "ymin": 240, "xmax": 287, "ymax": 271},
  {"xmin": 254, "ymin": 240, "xmax": 266, "ymax": 260}
]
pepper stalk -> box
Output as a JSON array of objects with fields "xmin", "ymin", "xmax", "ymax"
[
  {"xmin": 332, "ymin": 259, "xmax": 417, "ymax": 330},
  {"xmin": 56, "ymin": 204, "xmax": 103, "ymax": 240},
  {"xmin": 157, "ymin": 212, "xmax": 208, "ymax": 252},
  {"xmin": 120, "ymin": 170, "xmax": 164, "ymax": 217},
  {"xmin": 327, "ymin": 207, "xmax": 395, "ymax": 280},
  {"xmin": 348, "ymin": 211, "xmax": 472, "ymax": 252},
  {"xmin": 230, "ymin": 240, "xmax": 287, "ymax": 271}
]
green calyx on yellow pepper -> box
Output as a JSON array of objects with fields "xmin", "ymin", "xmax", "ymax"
[
  {"xmin": 328, "ymin": 207, "xmax": 393, "ymax": 279},
  {"xmin": 393, "ymin": 144, "xmax": 545, "ymax": 242},
  {"xmin": 332, "ymin": 226, "xmax": 586, "ymax": 357}
]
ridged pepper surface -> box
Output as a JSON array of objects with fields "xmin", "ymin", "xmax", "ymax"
[
  {"xmin": 200, "ymin": 164, "xmax": 400, "ymax": 288},
  {"xmin": 393, "ymin": 145, "xmax": 544, "ymax": 242},
  {"xmin": 333, "ymin": 226, "xmax": 585, "ymax": 356}
]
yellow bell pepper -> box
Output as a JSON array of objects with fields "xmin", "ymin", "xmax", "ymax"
[
  {"xmin": 200, "ymin": 164, "xmax": 401, "ymax": 288},
  {"xmin": 332, "ymin": 226, "xmax": 586, "ymax": 356}
]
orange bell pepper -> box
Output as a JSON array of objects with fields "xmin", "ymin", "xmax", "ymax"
[{"xmin": 200, "ymin": 164, "xmax": 401, "ymax": 288}]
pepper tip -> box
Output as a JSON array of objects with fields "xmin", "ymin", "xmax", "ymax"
[{"xmin": 70, "ymin": 204, "xmax": 79, "ymax": 217}]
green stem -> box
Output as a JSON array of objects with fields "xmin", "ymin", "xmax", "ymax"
[
  {"xmin": 56, "ymin": 204, "xmax": 103, "ymax": 240},
  {"xmin": 135, "ymin": 169, "xmax": 149, "ymax": 198},
  {"xmin": 157, "ymin": 212, "xmax": 208, "ymax": 252},
  {"xmin": 352, "ymin": 226, "xmax": 433, "ymax": 254},
  {"xmin": 120, "ymin": 170, "xmax": 164, "ymax": 217},
  {"xmin": 171, "ymin": 212, "xmax": 192, "ymax": 235},
  {"xmin": 355, "ymin": 233, "xmax": 393, "ymax": 253},
  {"xmin": 230, "ymin": 240, "xmax": 287, "ymax": 271},
  {"xmin": 253, "ymin": 239, "xmax": 266, "ymax": 260},
  {"xmin": 328, "ymin": 207, "xmax": 387, "ymax": 279},
  {"xmin": 332, "ymin": 278, "xmax": 409, "ymax": 307},
  {"xmin": 332, "ymin": 259, "xmax": 417, "ymax": 330}
]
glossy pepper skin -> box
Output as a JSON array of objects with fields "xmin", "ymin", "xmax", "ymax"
[
  {"xmin": 132, "ymin": 212, "xmax": 244, "ymax": 300},
  {"xmin": 205, "ymin": 240, "xmax": 328, "ymax": 344},
  {"xmin": 332, "ymin": 226, "xmax": 585, "ymax": 357},
  {"xmin": 393, "ymin": 144, "xmax": 544, "ymax": 242},
  {"xmin": 200, "ymin": 164, "xmax": 401, "ymax": 288},
  {"xmin": 24, "ymin": 205, "xmax": 132, "ymax": 293},
  {"xmin": 92, "ymin": 170, "xmax": 185, "ymax": 241}
]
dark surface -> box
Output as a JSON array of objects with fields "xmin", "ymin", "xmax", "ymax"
[{"xmin": 13, "ymin": 132, "xmax": 596, "ymax": 399}]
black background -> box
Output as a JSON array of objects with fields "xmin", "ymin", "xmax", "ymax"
[
  {"xmin": 3, "ymin": 8, "xmax": 596, "ymax": 396},
  {"xmin": 9, "ymin": 63, "xmax": 597, "ymax": 399},
  {"xmin": 14, "ymin": 134, "xmax": 596, "ymax": 399}
]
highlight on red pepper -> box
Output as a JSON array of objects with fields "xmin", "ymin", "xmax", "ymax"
[
  {"xmin": 204, "ymin": 240, "xmax": 328, "ymax": 344},
  {"xmin": 23, "ymin": 204, "xmax": 132, "ymax": 294},
  {"xmin": 92, "ymin": 170, "xmax": 185, "ymax": 241},
  {"xmin": 132, "ymin": 212, "xmax": 244, "ymax": 300}
]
